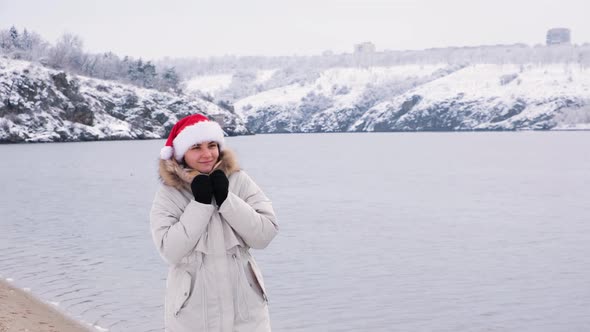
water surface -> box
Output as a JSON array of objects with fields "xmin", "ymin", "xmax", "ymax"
[{"xmin": 1, "ymin": 132, "xmax": 589, "ymax": 331}]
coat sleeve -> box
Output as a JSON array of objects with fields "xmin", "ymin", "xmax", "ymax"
[
  {"xmin": 218, "ymin": 171, "xmax": 278, "ymax": 249},
  {"xmin": 150, "ymin": 186, "xmax": 215, "ymax": 265}
]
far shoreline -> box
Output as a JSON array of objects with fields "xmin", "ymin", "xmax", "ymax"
[{"xmin": 0, "ymin": 128, "xmax": 589, "ymax": 144}]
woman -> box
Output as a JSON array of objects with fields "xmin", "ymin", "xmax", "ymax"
[{"xmin": 150, "ymin": 114, "xmax": 278, "ymax": 332}]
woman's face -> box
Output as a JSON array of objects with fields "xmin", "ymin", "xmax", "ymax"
[{"xmin": 183, "ymin": 141, "xmax": 219, "ymax": 173}]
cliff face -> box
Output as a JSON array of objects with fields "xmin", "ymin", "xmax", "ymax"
[
  {"xmin": 0, "ymin": 58, "xmax": 249, "ymax": 143},
  {"xmin": 3, "ymin": 58, "xmax": 590, "ymax": 144},
  {"xmin": 232, "ymin": 64, "xmax": 590, "ymax": 133}
]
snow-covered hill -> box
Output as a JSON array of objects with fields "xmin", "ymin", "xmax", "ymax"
[
  {"xmin": 3, "ymin": 57, "xmax": 589, "ymax": 143},
  {"xmin": 224, "ymin": 63, "xmax": 590, "ymax": 132},
  {"xmin": 234, "ymin": 64, "xmax": 455, "ymax": 132},
  {"xmin": 0, "ymin": 57, "xmax": 248, "ymax": 143},
  {"xmin": 186, "ymin": 74, "xmax": 233, "ymax": 95},
  {"xmin": 352, "ymin": 64, "xmax": 590, "ymax": 131}
]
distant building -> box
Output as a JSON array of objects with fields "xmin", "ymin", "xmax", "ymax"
[
  {"xmin": 354, "ymin": 42, "xmax": 376, "ymax": 54},
  {"xmin": 546, "ymin": 28, "xmax": 571, "ymax": 45}
]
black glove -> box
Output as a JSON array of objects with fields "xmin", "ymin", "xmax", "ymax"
[
  {"xmin": 209, "ymin": 169, "xmax": 229, "ymax": 206},
  {"xmin": 190, "ymin": 174, "xmax": 213, "ymax": 204}
]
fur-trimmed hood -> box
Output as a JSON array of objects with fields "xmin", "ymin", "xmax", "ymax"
[{"xmin": 158, "ymin": 148, "xmax": 240, "ymax": 190}]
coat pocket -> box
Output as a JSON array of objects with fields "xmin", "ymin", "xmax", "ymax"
[
  {"xmin": 245, "ymin": 256, "xmax": 268, "ymax": 303},
  {"xmin": 166, "ymin": 260, "xmax": 210, "ymax": 331},
  {"xmin": 171, "ymin": 270, "xmax": 193, "ymax": 317}
]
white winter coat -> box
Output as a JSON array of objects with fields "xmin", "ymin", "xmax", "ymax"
[{"xmin": 150, "ymin": 150, "xmax": 278, "ymax": 332}]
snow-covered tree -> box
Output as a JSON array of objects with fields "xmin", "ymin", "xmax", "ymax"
[
  {"xmin": 142, "ymin": 61, "xmax": 157, "ymax": 88},
  {"xmin": 48, "ymin": 33, "xmax": 84, "ymax": 69},
  {"xmin": 158, "ymin": 67, "xmax": 181, "ymax": 92},
  {"xmin": 18, "ymin": 29, "xmax": 31, "ymax": 50},
  {"xmin": 93, "ymin": 52, "xmax": 121, "ymax": 80},
  {"xmin": 9, "ymin": 26, "xmax": 19, "ymax": 49}
]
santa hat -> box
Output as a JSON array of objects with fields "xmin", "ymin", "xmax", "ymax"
[{"xmin": 160, "ymin": 114, "xmax": 225, "ymax": 161}]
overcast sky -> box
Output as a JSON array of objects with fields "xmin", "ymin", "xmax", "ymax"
[{"xmin": 1, "ymin": 0, "xmax": 588, "ymax": 59}]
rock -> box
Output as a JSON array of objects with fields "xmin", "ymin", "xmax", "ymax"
[{"xmin": 0, "ymin": 58, "xmax": 250, "ymax": 143}]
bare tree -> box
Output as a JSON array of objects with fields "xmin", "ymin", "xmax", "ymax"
[{"xmin": 48, "ymin": 33, "xmax": 84, "ymax": 69}]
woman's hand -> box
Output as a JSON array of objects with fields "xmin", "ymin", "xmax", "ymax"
[
  {"xmin": 209, "ymin": 170, "xmax": 229, "ymax": 206},
  {"xmin": 190, "ymin": 174, "xmax": 213, "ymax": 204}
]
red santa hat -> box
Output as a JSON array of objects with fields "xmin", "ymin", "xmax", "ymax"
[{"xmin": 160, "ymin": 114, "xmax": 225, "ymax": 161}]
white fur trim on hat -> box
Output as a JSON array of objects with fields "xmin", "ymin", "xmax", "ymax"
[{"xmin": 172, "ymin": 121, "xmax": 225, "ymax": 161}]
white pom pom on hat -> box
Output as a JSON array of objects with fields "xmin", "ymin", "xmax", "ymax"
[
  {"xmin": 160, "ymin": 114, "xmax": 225, "ymax": 162},
  {"xmin": 159, "ymin": 146, "xmax": 174, "ymax": 160}
]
